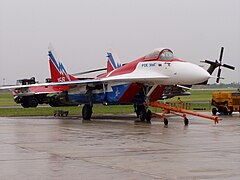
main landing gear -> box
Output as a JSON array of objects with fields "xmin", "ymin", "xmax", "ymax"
[
  {"xmin": 134, "ymin": 104, "xmax": 152, "ymax": 123},
  {"xmin": 82, "ymin": 104, "xmax": 93, "ymax": 120}
]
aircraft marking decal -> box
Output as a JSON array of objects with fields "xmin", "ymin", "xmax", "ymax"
[
  {"xmin": 107, "ymin": 52, "xmax": 121, "ymax": 69},
  {"xmin": 48, "ymin": 51, "xmax": 71, "ymax": 81}
]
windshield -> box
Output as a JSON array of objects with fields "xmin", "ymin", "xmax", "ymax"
[{"xmin": 159, "ymin": 50, "xmax": 174, "ymax": 60}]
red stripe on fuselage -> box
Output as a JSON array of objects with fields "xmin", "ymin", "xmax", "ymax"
[
  {"xmin": 118, "ymin": 83, "xmax": 144, "ymax": 103},
  {"xmin": 109, "ymin": 57, "xmax": 144, "ymax": 77},
  {"xmin": 98, "ymin": 57, "xmax": 184, "ymax": 79}
]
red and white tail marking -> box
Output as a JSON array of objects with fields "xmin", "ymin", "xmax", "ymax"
[
  {"xmin": 106, "ymin": 49, "xmax": 122, "ymax": 73},
  {"xmin": 48, "ymin": 45, "xmax": 77, "ymax": 82}
]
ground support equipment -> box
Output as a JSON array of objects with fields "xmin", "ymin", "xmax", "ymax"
[
  {"xmin": 149, "ymin": 101, "xmax": 220, "ymax": 125},
  {"xmin": 54, "ymin": 110, "xmax": 69, "ymax": 117}
]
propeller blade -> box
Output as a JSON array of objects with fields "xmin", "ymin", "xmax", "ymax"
[
  {"xmin": 202, "ymin": 60, "xmax": 216, "ymax": 65},
  {"xmin": 218, "ymin": 47, "xmax": 224, "ymax": 64},
  {"xmin": 72, "ymin": 68, "xmax": 107, "ymax": 76},
  {"xmin": 201, "ymin": 46, "xmax": 234, "ymax": 84},
  {"xmin": 216, "ymin": 68, "xmax": 222, "ymax": 83},
  {"xmin": 222, "ymin": 64, "xmax": 235, "ymax": 70}
]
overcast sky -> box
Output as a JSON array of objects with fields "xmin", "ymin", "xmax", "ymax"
[{"xmin": 0, "ymin": 0, "xmax": 239, "ymax": 85}]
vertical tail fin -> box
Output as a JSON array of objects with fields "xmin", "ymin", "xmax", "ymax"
[
  {"xmin": 106, "ymin": 49, "xmax": 122, "ymax": 73},
  {"xmin": 48, "ymin": 44, "xmax": 78, "ymax": 82}
]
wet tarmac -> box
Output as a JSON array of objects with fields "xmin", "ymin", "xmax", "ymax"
[{"xmin": 0, "ymin": 113, "xmax": 239, "ymax": 180}]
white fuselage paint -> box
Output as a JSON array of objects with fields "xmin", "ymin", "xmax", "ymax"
[
  {"xmin": 65, "ymin": 60, "xmax": 210, "ymax": 96},
  {"xmin": 105, "ymin": 61, "xmax": 210, "ymax": 86}
]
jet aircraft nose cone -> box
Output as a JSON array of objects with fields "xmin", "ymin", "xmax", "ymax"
[
  {"xmin": 187, "ymin": 63, "xmax": 211, "ymax": 84},
  {"xmin": 198, "ymin": 66, "xmax": 211, "ymax": 80},
  {"xmin": 176, "ymin": 62, "xmax": 210, "ymax": 85}
]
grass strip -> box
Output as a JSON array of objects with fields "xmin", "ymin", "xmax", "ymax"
[{"xmin": 0, "ymin": 89, "xmax": 235, "ymax": 117}]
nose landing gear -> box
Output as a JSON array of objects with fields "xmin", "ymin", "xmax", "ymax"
[{"xmin": 134, "ymin": 104, "xmax": 152, "ymax": 123}]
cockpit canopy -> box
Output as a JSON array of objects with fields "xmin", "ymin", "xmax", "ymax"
[{"xmin": 144, "ymin": 48, "xmax": 174, "ymax": 60}]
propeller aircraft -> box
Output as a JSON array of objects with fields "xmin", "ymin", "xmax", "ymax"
[{"xmin": 200, "ymin": 47, "xmax": 235, "ymax": 84}]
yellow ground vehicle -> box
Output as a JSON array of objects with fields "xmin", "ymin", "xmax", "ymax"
[{"xmin": 212, "ymin": 91, "xmax": 240, "ymax": 115}]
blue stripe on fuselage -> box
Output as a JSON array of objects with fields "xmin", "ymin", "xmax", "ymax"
[{"xmin": 67, "ymin": 84, "xmax": 143, "ymax": 105}]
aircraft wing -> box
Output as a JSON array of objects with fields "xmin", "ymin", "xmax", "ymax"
[
  {"xmin": 0, "ymin": 79, "xmax": 102, "ymax": 92},
  {"xmin": 0, "ymin": 74, "xmax": 169, "ymax": 92}
]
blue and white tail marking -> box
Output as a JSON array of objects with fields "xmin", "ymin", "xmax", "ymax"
[
  {"xmin": 48, "ymin": 44, "xmax": 77, "ymax": 82},
  {"xmin": 49, "ymin": 51, "xmax": 69, "ymax": 77},
  {"xmin": 106, "ymin": 49, "xmax": 122, "ymax": 73}
]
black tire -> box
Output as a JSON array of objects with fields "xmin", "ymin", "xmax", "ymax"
[
  {"xmin": 21, "ymin": 101, "xmax": 29, "ymax": 108},
  {"xmin": 27, "ymin": 97, "xmax": 38, "ymax": 107},
  {"xmin": 21, "ymin": 97, "xmax": 38, "ymax": 108},
  {"xmin": 135, "ymin": 104, "xmax": 145, "ymax": 118},
  {"xmin": 82, "ymin": 104, "xmax": 93, "ymax": 120},
  {"xmin": 49, "ymin": 96, "xmax": 60, "ymax": 107},
  {"xmin": 223, "ymin": 107, "xmax": 228, "ymax": 115},
  {"xmin": 164, "ymin": 118, "xmax": 168, "ymax": 126},
  {"xmin": 229, "ymin": 107, "xmax": 233, "ymax": 115},
  {"xmin": 212, "ymin": 108, "xmax": 217, "ymax": 115},
  {"xmin": 146, "ymin": 110, "xmax": 152, "ymax": 122},
  {"xmin": 139, "ymin": 110, "xmax": 146, "ymax": 122},
  {"xmin": 184, "ymin": 118, "xmax": 189, "ymax": 126},
  {"xmin": 49, "ymin": 101, "xmax": 58, "ymax": 107}
]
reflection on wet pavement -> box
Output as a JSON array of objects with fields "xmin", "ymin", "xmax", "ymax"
[{"xmin": 0, "ymin": 113, "xmax": 239, "ymax": 179}]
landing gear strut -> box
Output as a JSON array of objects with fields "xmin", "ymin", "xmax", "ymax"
[{"xmin": 82, "ymin": 104, "xmax": 93, "ymax": 120}]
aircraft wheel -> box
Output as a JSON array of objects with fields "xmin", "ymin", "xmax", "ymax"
[
  {"xmin": 134, "ymin": 104, "xmax": 139, "ymax": 118},
  {"xmin": 184, "ymin": 118, "xmax": 189, "ymax": 126},
  {"xmin": 135, "ymin": 104, "xmax": 145, "ymax": 118},
  {"xmin": 146, "ymin": 110, "xmax": 152, "ymax": 122},
  {"xmin": 164, "ymin": 118, "xmax": 168, "ymax": 126},
  {"xmin": 212, "ymin": 108, "xmax": 217, "ymax": 115},
  {"xmin": 139, "ymin": 110, "xmax": 146, "ymax": 122},
  {"xmin": 82, "ymin": 104, "xmax": 93, "ymax": 120}
]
